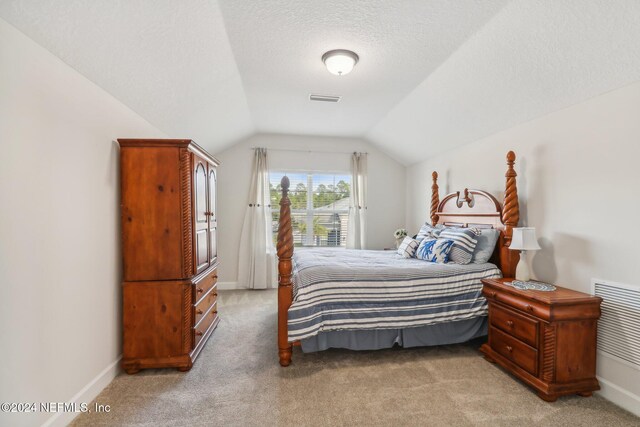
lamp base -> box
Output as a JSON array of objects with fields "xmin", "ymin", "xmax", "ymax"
[{"xmin": 515, "ymin": 251, "xmax": 531, "ymax": 281}]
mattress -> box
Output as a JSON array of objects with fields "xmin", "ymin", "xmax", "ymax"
[{"xmin": 288, "ymin": 248, "xmax": 502, "ymax": 342}]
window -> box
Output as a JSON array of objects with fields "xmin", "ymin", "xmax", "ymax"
[{"xmin": 270, "ymin": 172, "xmax": 351, "ymax": 247}]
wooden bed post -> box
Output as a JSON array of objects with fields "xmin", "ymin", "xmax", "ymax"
[
  {"xmin": 501, "ymin": 151, "xmax": 520, "ymax": 277},
  {"xmin": 430, "ymin": 171, "xmax": 439, "ymax": 226},
  {"xmin": 277, "ymin": 176, "xmax": 294, "ymax": 367}
]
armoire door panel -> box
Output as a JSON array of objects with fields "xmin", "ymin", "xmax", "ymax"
[
  {"xmin": 209, "ymin": 230, "xmax": 217, "ymax": 264},
  {"xmin": 193, "ymin": 157, "xmax": 209, "ymax": 273},
  {"xmin": 120, "ymin": 147, "xmax": 183, "ymax": 281},
  {"xmin": 208, "ymin": 167, "xmax": 218, "ymax": 264},
  {"xmin": 195, "ymin": 230, "xmax": 209, "ymax": 272},
  {"xmin": 194, "ymin": 162, "xmax": 208, "ymax": 224}
]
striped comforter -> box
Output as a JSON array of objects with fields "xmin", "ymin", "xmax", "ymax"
[{"xmin": 288, "ymin": 248, "xmax": 502, "ymax": 341}]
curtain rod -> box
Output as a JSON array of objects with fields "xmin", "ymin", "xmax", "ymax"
[{"xmin": 250, "ymin": 147, "xmax": 367, "ymax": 155}]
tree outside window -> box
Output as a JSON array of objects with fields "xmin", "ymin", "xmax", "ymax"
[{"xmin": 270, "ymin": 172, "xmax": 350, "ymax": 247}]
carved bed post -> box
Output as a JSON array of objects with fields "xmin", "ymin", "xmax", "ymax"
[
  {"xmin": 501, "ymin": 151, "xmax": 520, "ymax": 277},
  {"xmin": 277, "ymin": 176, "xmax": 294, "ymax": 367},
  {"xmin": 430, "ymin": 171, "xmax": 439, "ymax": 226}
]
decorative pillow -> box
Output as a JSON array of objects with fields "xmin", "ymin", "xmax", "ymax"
[
  {"xmin": 472, "ymin": 228, "xmax": 500, "ymax": 264},
  {"xmin": 439, "ymin": 228, "xmax": 481, "ymax": 264},
  {"xmin": 416, "ymin": 223, "xmax": 444, "ymax": 242},
  {"xmin": 415, "ymin": 238, "xmax": 454, "ymax": 263},
  {"xmin": 397, "ymin": 237, "xmax": 419, "ymax": 258}
]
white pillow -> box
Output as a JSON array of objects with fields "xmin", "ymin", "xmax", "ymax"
[{"xmin": 397, "ymin": 237, "xmax": 419, "ymax": 258}]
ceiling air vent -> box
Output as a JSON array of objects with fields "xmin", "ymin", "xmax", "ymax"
[{"xmin": 309, "ymin": 94, "xmax": 341, "ymax": 103}]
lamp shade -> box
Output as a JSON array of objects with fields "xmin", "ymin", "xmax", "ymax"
[{"xmin": 510, "ymin": 227, "xmax": 541, "ymax": 251}]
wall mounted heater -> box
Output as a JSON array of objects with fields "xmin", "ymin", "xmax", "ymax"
[
  {"xmin": 592, "ymin": 279, "xmax": 640, "ymax": 370},
  {"xmin": 309, "ymin": 94, "xmax": 341, "ymax": 102}
]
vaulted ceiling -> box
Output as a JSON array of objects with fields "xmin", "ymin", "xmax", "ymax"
[{"xmin": 2, "ymin": 0, "xmax": 640, "ymax": 164}]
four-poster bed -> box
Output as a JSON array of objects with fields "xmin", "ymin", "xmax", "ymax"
[{"xmin": 276, "ymin": 151, "xmax": 520, "ymax": 366}]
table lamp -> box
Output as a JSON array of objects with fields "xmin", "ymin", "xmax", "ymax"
[{"xmin": 509, "ymin": 227, "xmax": 541, "ymax": 281}]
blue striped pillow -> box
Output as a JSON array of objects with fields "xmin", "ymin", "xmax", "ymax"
[
  {"xmin": 416, "ymin": 223, "xmax": 444, "ymax": 242},
  {"xmin": 439, "ymin": 228, "xmax": 481, "ymax": 264}
]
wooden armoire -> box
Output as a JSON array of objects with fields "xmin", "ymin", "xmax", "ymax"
[{"xmin": 118, "ymin": 139, "xmax": 220, "ymax": 374}]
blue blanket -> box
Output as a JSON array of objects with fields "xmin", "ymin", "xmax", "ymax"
[{"xmin": 288, "ymin": 248, "xmax": 501, "ymax": 341}]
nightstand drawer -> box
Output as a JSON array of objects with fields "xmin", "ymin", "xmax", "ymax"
[
  {"xmin": 491, "ymin": 326, "xmax": 538, "ymax": 376},
  {"xmin": 484, "ymin": 288, "xmax": 550, "ymax": 320},
  {"xmin": 491, "ymin": 303, "xmax": 539, "ymax": 348}
]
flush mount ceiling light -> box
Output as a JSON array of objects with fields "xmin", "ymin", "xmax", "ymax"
[{"xmin": 322, "ymin": 49, "xmax": 359, "ymax": 76}]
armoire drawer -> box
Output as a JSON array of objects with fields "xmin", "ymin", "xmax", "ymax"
[
  {"xmin": 193, "ymin": 268, "xmax": 218, "ymax": 303},
  {"xmin": 490, "ymin": 326, "xmax": 538, "ymax": 376},
  {"xmin": 194, "ymin": 306, "xmax": 218, "ymax": 348},
  {"xmin": 194, "ymin": 290, "xmax": 217, "ymax": 325},
  {"xmin": 491, "ymin": 303, "xmax": 539, "ymax": 348}
]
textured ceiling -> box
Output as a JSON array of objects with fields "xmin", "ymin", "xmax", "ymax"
[
  {"xmin": 217, "ymin": 0, "xmax": 508, "ymax": 137},
  {"xmin": 368, "ymin": 0, "xmax": 640, "ymax": 164},
  {"xmin": 1, "ymin": 1, "xmax": 640, "ymax": 163},
  {"xmin": 0, "ymin": 0, "xmax": 254, "ymax": 154}
]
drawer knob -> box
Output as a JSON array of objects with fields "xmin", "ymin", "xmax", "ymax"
[
  {"xmin": 489, "ymin": 291, "xmax": 497, "ymax": 298},
  {"xmin": 197, "ymin": 288, "xmax": 204, "ymax": 293},
  {"xmin": 506, "ymin": 320, "xmax": 514, "ymax": 328},
  {"xmin": 211, "ymin": 310, "xmax": 217, "ymax": 316},
  {"xmin": 212, "ymin": 275, "xmax": 218, "ymax": 279},
  {"xmin": 212, "ymin": 292, "xmax": 218, "ymax": 297},
  {"xmin": 196, "ymin": 309, "xmax": 203, "ymax": 315},
  {"xmin": 525, "ymin": 304, "xmax": 533, "ymax": 312},
  {"xmin": 506, "ymin": 345, "xmax": 513, "ymax": 353},
  {"xmin": 196, "ymin": 331, "xmax": 203, "ymax": 336}
]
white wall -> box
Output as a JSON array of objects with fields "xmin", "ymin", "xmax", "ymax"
[
  {"xmin": 405, "ymin": 81, "xmax": 640, "ymax": 415},
  {"xmin": 0, "ymin": 19, "xmax": 166, "ymax": 427},
  {"xmin": 215, "ymin": 133, "xmax": 406, "ymax": 286}
]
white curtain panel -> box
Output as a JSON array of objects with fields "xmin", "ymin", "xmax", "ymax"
[
  {"xmin": 347, "ymin": 152, "xmax": 367, "ymax": 249},
  {"xmin": 238, "ymin": 148, "xmax": 277, "ymax": 289}
]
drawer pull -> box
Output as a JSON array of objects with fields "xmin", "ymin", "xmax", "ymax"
[
  {"xmin": 211, "ymin": 310, "xmax": 217, "ymax": 316},
  {"xmin": 212, "ymin": 274, "xmax": 218, "ymax": 279},
  {"xmin": 212, "ymin": 292, "xmax": 218, "ymax": 297},
  {"xmin": 197, "ymin": 288, "xmax": 204, "ymax": 294},
  {"xmin": 196, "ymin": 309, "xmax": 203, "ymax": 315},
  {"xmin": 525, "ymin": 304, "xmax": 533, "ymax": 312},
  {"xmin": 489, "ymin": 291, "xmax": 497, "ymax": 298},
  {"xmin": 506, "ymin": 320, "xmax": 514, "ymax": 328},
  {"xmin": 506, "ymin": 345, "xmax": 513, "ymax": 353},
  {"xmin": 196, "ymin": 331, "xmax": 203, "ymax": 336}
]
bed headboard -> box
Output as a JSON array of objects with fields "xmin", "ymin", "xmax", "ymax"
[{"xmin": 430, "ymin": 151, "xmax": 520, "ymax": 277}]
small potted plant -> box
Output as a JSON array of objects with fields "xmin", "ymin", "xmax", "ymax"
[{"xmin": 394, "ymin": 228, "xmax": 407, "ymax": 248}]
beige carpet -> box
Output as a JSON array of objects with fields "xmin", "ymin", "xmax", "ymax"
[{"xmin": 72, "ymin": 290, "xmax": 639, "ymax": 427}]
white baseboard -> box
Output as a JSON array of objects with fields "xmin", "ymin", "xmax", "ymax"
[
  {"xmin": 597, "ymin": 376, "xmax": 640, "ymax": 417},
  {"xmin": 42, "ymin": 356, "xmax": 122, "ymax": 427},
  {"xmin": 217, "ymin": 281, "xmax": 242, "ymax": 290}
]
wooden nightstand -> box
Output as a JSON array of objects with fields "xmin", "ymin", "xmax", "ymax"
[{"xmin": 480, "ymin": 278, "xmax": 602, "ymax": 402}]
